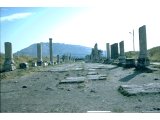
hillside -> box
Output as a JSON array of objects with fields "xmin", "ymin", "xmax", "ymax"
[
  {"xmin": 125, "ymin": 46, "xmax": 160, "ymax": 62},
  {"xmin": 14, "ymin": 43, "xmax": 92, "ymax": 58}
]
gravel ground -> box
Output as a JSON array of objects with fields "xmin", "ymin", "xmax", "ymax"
[{"xmin": 1, "ymin": 62, "xmax": 160, "ymax": 113}]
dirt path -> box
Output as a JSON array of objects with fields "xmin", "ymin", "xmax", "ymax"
[{"xmin": 1, "ymin": 62, "xmax": 160, "ymax": 112}]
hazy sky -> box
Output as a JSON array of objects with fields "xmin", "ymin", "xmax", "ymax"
[{"xmin": 1, "ymin": 0, "xmax": 160, "ymax": 53}]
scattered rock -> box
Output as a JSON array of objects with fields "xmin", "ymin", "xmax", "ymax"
[
  {"xmin": 67, "ymin": 89, "xmax": 71, "ymax": 91},
  {"xmin": 87, "ymin": 74, "xmax": 107, "ymax": 80},
  {"xmin": 154, "ymin": 78, "xmax": 159, "ymax": 80},
  {"xmin": 153, "ymin": 108, "xmax": 160, "ymax": 111},
  {"xmin": 45, "ymin": 87, "xmax": 54, "ymax": 91},
  {"xmin": 138, "ymin": 99, "xmax": 142, "ymax": 102},
  {"xmin": 59, "ymin": 77, "xmax": 85, "ymax": 84},
  {"xmin": 90, "ymin": 89, "xmax": 96, "ymax": 93},
  {"xmin": 22, "ymin": 86, "xmax": 27, "ymax": 88},
  {"xmin": 87, "ymin": 72, "xmax": 98, "ymax": 75},
  {"xmin": 13, "ymin": 81, "xmax": 18, "ymax": 83}
]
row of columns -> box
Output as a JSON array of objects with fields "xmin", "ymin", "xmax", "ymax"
[
  {"xmin": 106, "ymin": 25, "xmax": 149, "ymax": 67},
  {"xmin": 2, "ymin": 25, "xmax": 149, "ymax": 71}
]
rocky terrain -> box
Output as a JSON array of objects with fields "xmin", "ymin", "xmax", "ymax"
[{"xmin": 1, "ymin": 62, "xmax": 160, "ymax": 113}]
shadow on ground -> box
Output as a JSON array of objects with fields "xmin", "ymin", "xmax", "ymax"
[{"xmin": 119, "ymin": 71, "xmax": 142, "ymax": 82}]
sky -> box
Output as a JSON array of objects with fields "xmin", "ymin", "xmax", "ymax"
[{"xmin": 1, "ymin": 0, "xmax": 160, "ymax": 54}]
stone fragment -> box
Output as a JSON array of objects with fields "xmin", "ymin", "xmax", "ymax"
[
  {"xmin": 59, "ymin": 77, "xmax": 86, "ymax": 84},
  {"xmin": 22, "ymin": 86, "xmax": 27, "ymax": 88},
  {"xmin": 19, "ymin": 62, "xmax": 29, "ymax": 69},
  {"xmin": 118, "ymin": 83, "xmax": 160, "ymax": 96},
  {"xmin": 87, "ymin": 72, "xmax": 98, "ymax": 75},
  {"xmin": 87, "ymin": 74, "xmax": 107, "ymax": 80},
  {"xmin": 124, "ymin": 58, "xmax": 135, "ymax": 68}
]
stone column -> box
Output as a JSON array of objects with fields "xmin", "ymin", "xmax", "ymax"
[
  {"xmin": 49, "ymin": 38, "xmax": 53, "ymax": 64},
  {"xmin": 57, "ymin": 55, "xmax": 60, "ymax": 64},
  {"xmin": 37, "ymin": 43, "xmax": 43, "ymax": 66},
  {"xmin": 106, "ymin": 43, "xmax": 110, "ymax": 60},
  {"xmin": 111, "ymin": 43, "xmax": 118, "ymax": 59},
  {"xmin": 137, "ymin": 25, "xmax": 150, "ymax": 67},
  {"xmin": 3, "ymin": 42, "xmax": 16, "ymax": 71},
  {"xmin": 119, "ymin": 41, "xmax": 126, "ymax": 64}
]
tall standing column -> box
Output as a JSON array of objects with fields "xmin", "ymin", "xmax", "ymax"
[
  {"xmin": 119, "ymin": 41, "xmax": 126, "ymax": 64},
  {"xmin": 137, "ymin": 25, "xmax": 150, "ymax": 67},
  {"xmin": 49, "ymin": 38, "xmax": 53, "ymax": 64},
  {"xmin": 111, "ymin": 43, "xmax": 118, "ymax": 59},
  {"xmin": 3, "ymin": 42, "xmax": 16, "ymax": 71},
  {"xmin": 106, "ymin": 43, "xmax": 110, "ymax": 60},
  {"xmin": 57, "ymin": 55, "xmax": 60, "ymax": 64},
  {"xmin": 37, "ymin": 43, "xmax": 43, "ymax": 66}
]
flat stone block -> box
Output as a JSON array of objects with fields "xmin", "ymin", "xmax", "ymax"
[
  {"xmin": 118, "ymin": 83, "xmax": 160, "ymax": 96},
  {"xmin": 87, "ymin": 72, "xmax": 98, "ymax": 75},
  {"xmin": 87, "ymin": 74, "xmax": 107, "ymax": 80},
  {"xmin": 71, "ymin": 68, "xmax": 83, "ymax": 71},
  {"xmin": 123, "ymin": 58, "xmax": 135, "ymax": 68},
  {"xmin": 88, "ymin": 69, "xmax": 96, "ymax": 71},
  {"xmin": 59, "ymin": 77, "xmax": 86, "ymax": 84}
]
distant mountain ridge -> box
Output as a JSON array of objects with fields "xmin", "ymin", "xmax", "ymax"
[{"xmin": 14, "ymin": 43, "xmax": 93, "ymax": 58}]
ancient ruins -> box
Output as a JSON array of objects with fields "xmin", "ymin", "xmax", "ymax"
[
  {"xmin": 137, "ymin": 25, "xmax": 150, "ymax": 68},
  {"xmin": 3, "ymin": 42, "xmax": 16, "ymax": 71},
  {"xmin": 37, "ymin": 43, "xmax": 43, "ymax": 66}
]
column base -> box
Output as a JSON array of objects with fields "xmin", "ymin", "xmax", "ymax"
[
  {"xmin": 136, "ymin": 58, "xmax": 150, "ymax": 68},
  {"xmin": 3, "ymin": 63, "xmax": 16, "ymax": 71},
  {"xmin": 123, "ymin": 58, "xmax": 135, "ymax": 68},
  {"xmin": 37, "ymin": 61, "xmax": 43, "ymax": 66}
]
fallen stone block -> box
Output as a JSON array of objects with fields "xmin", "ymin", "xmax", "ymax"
[
  {"xmin": 87, "ymin": 74, "xmax": 107, "ymax": 80},
  {"xmin": 59, "ymin": 77, "xmax": 86, "ymax": 84},
  {"xmin": 19, "ymin": 62, "xmax": 29, "ymax": 69},
  {"xmin": 87, "ymin": 72, "xmax": 98, "ymax": 75},
  {"xmin": 118, "ymin": 83, "xmax": 160, "ymax": 96}
]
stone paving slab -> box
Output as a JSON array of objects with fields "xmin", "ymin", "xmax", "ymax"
[
  {"xmin": 59, "ymin": 77, "xmax": 86, "ymax": 84},
  {"xmin": 118, "ymin": 83, "xmax": 160, "ymax": 96},
  {"xmin": 87, "ymin": 74, "xmax": 107, "ymax": 80},
  {"xmin": 87, "ymin": 72, "xmax": 98, "ymax": 75}
]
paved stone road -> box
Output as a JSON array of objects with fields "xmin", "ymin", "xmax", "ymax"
[{"xmin": 1, "ymin": 62, "xmax": 160, "ymax": 112}]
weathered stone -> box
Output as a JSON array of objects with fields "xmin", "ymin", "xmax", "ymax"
[
  {"xmin": 119, "ymin": 41, "xmax": 126, "ymax": 64},
  {"xmin": 87, "ymin": 74, "xmax": 107, "ymax": 80},
  {"xmin": 32, "ymin": 62, "xmax": 37, "ymax": 67},
  {"xmin": 37, "ymin": 43, "xmax": 43, "ymax": 66},
  {"xmin": 19, "ymin": 62, "xmax": 29, "ymax": 69},
  {"xmin": 22, "ymin": 86, "xmax": 27, "ymax": 88},
  {"xmin": 118, "ymin": 83, "xmax": 160, "ymax": 96},
  {"xmin": 137, "ymin": 25, "xmax": 150, "ymax": 68},
  {"xmin": 87, "ymin": 72, "xmax": 98, "ymax": 75},
  {"xmin": 57, "ymin": 55, "xmax": 60, "ymax": 64},
  {"xmin": 123, "ymin": 58, "xmax": 135, "ymax": 68},
  {"xmin": 3, "ymin": 42, "xmax": 16, "ymax": 71},
  {"xmin": 106, "ymin": 43, "xmax": 110, "ymax": 60},
  {"xmin": 43, "ymin": 62, "xmax": 48, "ymax": 67},
  {"xmin": 90, "ymin": 43, "xmax": 101, "ymax": 63},
  {"xmin": 49, "ymin": 38, "xmax": 53, "ymax": 64},
  {"xmin": 111, "ymin": 43, "xmax": 119, "ymax": 59},
  {"xmin": 59, "ymin": 77, "xmax": 86, "ymax": 84}
]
